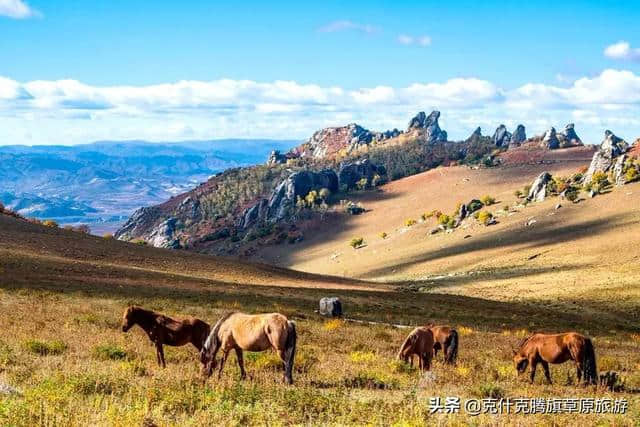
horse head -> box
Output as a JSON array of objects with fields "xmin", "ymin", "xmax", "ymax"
[
  {"xmin": 199, "ymin": 330, "xmax": 219, "ymax": 378},
  {"xmin": 512, "ymin": 350, "xmax": 529, "ymax": 374},
  {"xmin": 121, "ymin": 306, "xmax": 138, "ymax": 332}
]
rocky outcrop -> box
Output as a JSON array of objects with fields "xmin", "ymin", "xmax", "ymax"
[
  {"xmin": 541, "ymin": 128, "xmax": 560, "ymax": 149},
  {"xmin": 613, "ymin": 154, "xmax": 628, "ymax": 186},
  {"xmin": 454, "ymin": 203, "xmax": 468, "ymax": 226},
  {"xmin": 338, "ymin": 159, "xmax": 386, "ymax": 190},
  {"xmin": 583, "ymin": 130, "xmax": 629, "ymax": 184},
  {"xmin": 492, "ymin": 124, "xmax": 512, "ymax": 147},
  {"xmin": 236, "ymin": 169, "xmax": 339, "ymax": 229},
  {"xmin": 557, "ymin": 124, "xmax": 583, "ymax": 148},
  {"xmin": 114, "ymin": 206, "xmax": 161, "ymax": 241},
  {"xmin": 373, "ymin": 128, "xmax": 401, "ymax": 141},
  {"xmin": 510, "ymin": 124, "xmax": 526, "ymax": 147},
  {"xmin": 527, "ymin": 172, "xmax": 553, "ymax": 202},
  {"xmin": 266, "ymin": 150, "xmax": 288, "ymax": 165},
  {"xmin": 148, "ymin": 217, "xmax": 181, "ymax": 249},
  {"xmin": 291, "ymin": 123, "xmax": 375, "ymax": 159},
  {"xmin": 407, "ymin": 111, "xmax": 448, "ymax": 144}
]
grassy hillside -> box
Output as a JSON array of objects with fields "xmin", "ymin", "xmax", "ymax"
[{"xmin": 1, "ymin": 210, "xmax": 639, "ymax": 425}]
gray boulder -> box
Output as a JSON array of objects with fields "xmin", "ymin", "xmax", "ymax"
[
  {"xmin": 407, "ymin": 110, "xmax": 448, "ymax": 144},
  {"xmin": 542, "ymin": 128, "xmax": 560, "ymax": 149},
  {"xmin": 148, "ymin": 217, "xmax": 181, "ymax": 249},
  {"xmin": 583, "ymin": 130, "xmax": 629, "ymax": 184},
  {"xmin": 510, "ymin": 124, "xmax": 527, "ymax": 147},
  {"xmin": 115, "ymin": 206, "xmax": 161, "ymax": 241},
  {"xmin": 492, "ymin": 124, "xmax": 512, "ymax": 147},
  {"xmin": 557, "ymin": 124, "xmax": 583, "ymax": 148},
  {"xmin": 338, "ymin": 159, "xmax": 386, "ymax": 190},
  {"xmin": 319, "ymin": 297, "xmax": 343, "ymax": 317},
  {"xmin": 266, "ymin": 150, "xmax": 287, "ymax": 165},
  {"xmin": 454, "ymin": 203, "xmax": 468, "ymax": 226},
  {"xmin": 527, "ymin": 172, "xmax": 553, "ymax": 202}
]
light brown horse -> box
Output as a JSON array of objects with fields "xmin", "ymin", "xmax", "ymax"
[
  {"xmin": 121, "ymin": 306, "xmax": 210, "ymax": 368},
  {"xmin": 200, "ymin": 312, "xmax": 297, "ymax": 384},
  {"xmin": 513, "ymin": 332, "xmax": 597, "ymax": 384},
  {"xmin": 427, "ymin": 325, "xmax": 459, "ymax": 364},
  {"xmin": 397, "ymin": 326, "xmax": 434, "ymax": 372}
]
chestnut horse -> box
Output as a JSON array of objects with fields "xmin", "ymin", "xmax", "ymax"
[
  {"xmin": 397, "ymin": 326, "xmax": 434, "ymax": 372},
  {"xmin": 427, "ymin": 325, "xmax": 459, "ymax": 364},
  {"xmin": 513, "ymin": 332, "xmax": 597, "ymax": 384},
  {"xmin": 121, "ymin": 306, "xmax": 210, "ymax": 368},
  {"xmin": 200, "ymin": 312, "xmax": 297, "ymax": 384}
]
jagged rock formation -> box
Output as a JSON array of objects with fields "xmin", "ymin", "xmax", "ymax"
[
  {"xmin": 338, "ymin": 159, "xmax": 386, "ymax": 190},
  {"xmin": 510, "ymin": 124, "xmax": 526, "ymax": 147},
  {"xmin": 557, "ymin": 124, "xmax": 583, "ymax": 148},
  {"xmin": 584, "ymin": 130, "xmax": 630, "ymax": 184},
  {"xmin": 527, "ymin": 171, "xmax": 553, "ymax": 202},
  {"xmin": 373, "ymin": 128, "xmax": 401, "ymax": 141},
  {"xmin": 454, "ymin": 203, "xmax": 468, "ymax": 226},
  {"xmin": 236, "ymin": 169, "xmax": 339, "ymax": 229},
  {"xmin": 266, "ymin": 150, "xmax": 287, "ymax": 165},
  {"xmin": 407, "ymin": 111, "xmax": 448, "ymax": 144},
  {"xmin": 470, "ymin": 127, "xmax": 482, "ymax": 138},
  {"xmin": 541, "ymin": 128, "xmax": 560, "ymax": 149},
  {"xmin": 492, "ymin": 125, "xmax": 512, "ymax": 147}
]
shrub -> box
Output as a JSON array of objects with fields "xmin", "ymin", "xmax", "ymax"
[
  {"xmin": 523, "ymin": 184, "xmax": 531, "ymax": 196},
  {"xmin": 379, "ymin": 232, "xmax": 387, "ymax": 239},
  {"xmin": 23, "ymin": 339, "xmax": 67, "ymax": 356},
  {"xmin": 93, "ymin": 344, "xmax": 128, "ymax": 361},
  {"xmin": 318, "ymin": 188, "xmax": 331, "ymax": 200},
  {"xmin": 404, "ymin": 218, "xmax": 417, "ymax": 227},
  {"xmin": 349, "ymin": 351, "xmax": 377, "ymax": 363},
  {"xmin": 42, "ymin": 219, "xmax": 58, "ymax": 228},
  {"xmin": 625, "ymin": 167, "xmax": 638, "ymax": 183},
  {"xmin": 514, "ymin": 189, "xmax": 523, "ymax": 199},
  {"xmin": 437, "ymin": 214, "xmax": 451, "ymax": 226},
  {"xmin": 473, "ymin": 383, "xmax": 505, "ymax": 399},
  {"xmin": 476, "ymin": 211, "xmax": 493, "ymax": 226},
  {"xmin": 591, "ymin": 171, "xmax": 610, "ymax": 193},
  {"xmin": 103, "ymin": 233, "xmax": 114, "ymax": 239},
  {"xmin": 564, "ymin": 187, "xmax": 579, "ymax": 202},
  {"xmin": 64, "ymin": 225, "xmax": 74, "ymax": 231},
  {"xmin": 131, "ymin": 238, "xmax": 147, "ymax": 245},
  {"xmin": 349, "ymin": 237, "xmax": 364, "ymax": 249},
  {"xmin": 467, "ymin": 199, "xmax": 484, "ymax": 213},
  {"xmin": 480, "ymin": 195, "xmax": 495, "ymax": 206},
  {"xmin": 323, "ymin": 319, "xmax": 343, "ymax": 331},
  {"xmin": 74, "ymin": 224, "xmax": 91, "ymax": 234},
  {"xmin": 356, "ymin": 177, "xmax": 368, "ymax": 191}
]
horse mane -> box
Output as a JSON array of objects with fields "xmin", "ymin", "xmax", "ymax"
[
  {"xmin": 207, "ymin": 311, "xmax": 236, "ymax": 349},
  {"xmin": 516, "ymin": 334, "xmax": 536, "ymax": 350}
]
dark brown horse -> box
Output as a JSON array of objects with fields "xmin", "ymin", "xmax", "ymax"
[
  {"xmin": 121, "ymin": 306, "xmax": 210, "ymax": 368},
  {"xmin": 513, "ymin": 332, "xmax": 597, "ymax": 384},
  {"xmin": 397, "ymin": 326, "xmax": 434, "ymax": 372},
  {"xmin": 427, "ymin": 325, "xmax": 458, "ymax": 364},
  {"xmin": 200, "ymin": 312, "xmax": 297, "ymax": 384}
]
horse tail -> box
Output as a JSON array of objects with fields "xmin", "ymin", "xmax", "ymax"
[
  {"xmin": 284, "ymin": 321, "xmax": 297, "ymax": 385},
  {"xmin": 582, "ymin": 337, "xmax": 597, "ymax": 385},
  {"xmin": 445, "ymin": 329, "xmax": 459, "ymax": 364}
]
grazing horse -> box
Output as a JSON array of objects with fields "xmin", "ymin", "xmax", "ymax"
[
  {"xmin": 427, "ymin": 325, "xmax": 459, "ymax": 364},
  {"xmin": 121, "ymin": 306, "xmax": 210, "ymax": 368},
  {"xmin": 200, "ymin": 312, "xmax": 297, "ymax": 384},
  {"xmin": 513, "ymin": 332, "xmax": 597, "ymax": 385},
  {"xmin": 397, "ymin": 326, "xmax": 434, "ymax": 372}
]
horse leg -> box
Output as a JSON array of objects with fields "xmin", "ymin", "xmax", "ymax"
[
  {"xmin": 235, "ymin": 347, "xmax": 246, "ymax": 380},
  {"xmin": 217, "ymin": 350, "xmax": 229, "ymax": 380},
  {"xmin": 576, "ymin": 362, "xmax": 583, "ymax": 383},
  {"xmin": 541, "ymin": 361, "xmax": 552, "ymax": 384},
  {"xmin": 529, "ymin": 358, "xmax": 538, "ymax": 384},
  {"xmin": 157, "ymin": 343, "xmax": 166, "ymax": 368},
  {"xmin": 422, "ymin": 352, "xmax": 432, "ymax": 372}
]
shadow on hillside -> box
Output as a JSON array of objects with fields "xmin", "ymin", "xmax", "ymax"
[
  {"xmin": 361, "ymin": 213, "xmax": 637, "ymax": 279},
  {"xmin": 400, "ymin": 263, "xmax": 586, "ymax": 290}
]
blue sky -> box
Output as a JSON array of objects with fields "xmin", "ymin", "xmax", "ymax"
[{"xmin": 1, "ymin": 0, "xmax": 640, "ymax": 145}]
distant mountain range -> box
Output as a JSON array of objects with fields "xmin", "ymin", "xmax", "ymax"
[{"xmin": 0, "ymin": 139, "xmax": 296, "ymax": 234}]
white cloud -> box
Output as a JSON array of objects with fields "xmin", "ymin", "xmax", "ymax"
[
  {"xmin": 1, "ymin": 69, "xmax": 640, "ymax": 145},
  {"xmin": 397, "ymin": 34, "xmax": 431, "ymax": 46},
  {"xmin": 604, "ymin": 41, "xmax": 640, "ymax": 62},
  {"xmin": 318, "ymin": 20, "xmax": 378, "ymax": 34},
  {"xmin": 0, "ymin": 0, "xmax": 39, "ymax": 19}
]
